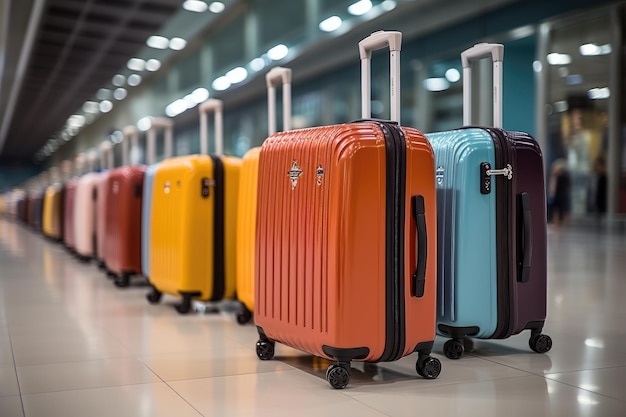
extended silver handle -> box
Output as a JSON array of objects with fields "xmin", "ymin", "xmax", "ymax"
[
  {"xmin": 146, "ymin": 117, "xmax": 174, "ymax": 164},
  {"xmin": 359, "ymin": 31, "xmax": 402, "ymax": 122},
  {"xmin": 266, "ymin": 67, "xmax": 292, "ymax": 135},
  {"xmin": 199, "ymin": 98, "xmax": 223, "ymax": 156},
  {"xmin": 461, "ymin": 43, "xmax": 504, "ymax": 128}
]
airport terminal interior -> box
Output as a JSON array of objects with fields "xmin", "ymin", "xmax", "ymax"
[{"xmin": 1, "ymin": 0, "xmax": 626, "ymax": 415}]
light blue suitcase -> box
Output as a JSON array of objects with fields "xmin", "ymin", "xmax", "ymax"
[
  {"xmin": 426, "ymin": 43, "xmax": 552, "ymax": 360},
  {"xmin": 140, "ymin": 118, "xmax": 174, "ymax": 278}
]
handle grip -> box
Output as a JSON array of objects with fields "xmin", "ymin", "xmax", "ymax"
[
  {"xmin": 461, "ymin": 43, "xmax": 504, "ymax": 128},
  {"xmin": 412, "ymin": 195, "xmax": 427, "ymax": 297},
  {"xmin": 122, "ymin": 125, "xmax": 138, "ymax": 166},
  {"xmin": 266, "ymin": 67, "xmax": 292, "ymax": 135},
  {"xmin": 359, "ymin": 31, "xmax": 402, "ymax": 123},
  {"xmin": 519, "ymin": 192, "xmax": 533, "ymax": 283},
  {"xmin": 199, "ymin": 98, "xmax": 223, "ymax": 156}
]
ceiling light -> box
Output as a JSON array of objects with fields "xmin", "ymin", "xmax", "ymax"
[
  {"xmin": 348, "ymin": 0, "xmax": 372, "ymax": 16},
  {"xmin": 127, "ymin": 58, "xmax": 146, "ymax": 71},
  {"xmin": 588, "ymin": 87, "xmax": 610, "ymax": 100},
  {"xmin": 553, "ymin": 100, "xmax": 568, "ymax": 113},
  {"xmin": 226, "ymin": 66, "xmax": 247, "ymax": 84},
  {"xmin": 565, "ymin": 74, "xmax": 583, "ymax": 85},
  {"xmin": 146, "ymin": 59, "xmax": 161, "ymax": 72},
  {"xmin": 267, "ymin": 44, "xmax": 289, "ymax": 61},
  {"xmin": 532, "ymin": 60, "xmax": 542, "ymax": 72},
  {"xmin": 169, "ymin": 37, "xmax": 187, "ymax": 51},
  {"xmin": 137, "ymin": 117, "xmax": 153, "ymax": 132},
  {"xmin": 212, "ymin": 76, "xmax": 231, "ymax": 91},
  {"xmin": 208, "ymin": 1, "xmax": 225, "ymax": 13},
  {"xmin": 165, "ymin": 99, "xmax": 189, "ymax": 117},
  {"xmin": 97, "ymin": 88, "xmax": 111, "ymax": 100},
  {"xmin": 114, "ymin": 88, "xmax": 128, "ymax": 100},
  {"xmin": 99, "ymin": 100, "xmax": 113, "ymax": 113},
  {"xmin": 112, "ymin": 74, "xmax": 126, "ymax": 87},
  {"xmin": 147, "ymin": 35, "xmax": 169, "ymax": 49},
  {"xmin": 445, "ymin": 68, "xmax": 460, "ymax": 83},
  {"xmin": 579, "ymin": 43, "xmax": 611, "ymax": 56},
  {"xmin": 183, "ymin": 0, "xmax": 207, "ymax": 13},
  {"xmin": 191, "ymin": 87, "xmax": 209, "ymax": 103},
  {"xmin": 127, "ymin": 74, "xmax": 142, "ymax": 87},
  {"xmin": 83, "ymin": 101, "xmax": 99, "ymax": 113},
  {"xmin": 67, "ymin": 115, "xmax": 85, "ymax": 128},
  {"xmin": 319, "ymin": 16, "xmax": 342, "ymax": 32},
  {"xmin": 547, "ymin": 53, "xmax": 571, "ymax": 65},
  {"xmin": 381, "ymin": 0, "xmax": 397, "ymax": 11},
  {"xmin": 423, "ymin": 78, "xmax": 450, "ymax": 92},
  {"xmin": 249, "ymin": 57, "xmax": 266, "ymax": 72},
  {"xmin": 509, "ymin": 25, "xmax": 535, "ymax": 40}
]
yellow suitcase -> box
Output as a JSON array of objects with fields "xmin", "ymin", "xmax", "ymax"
[
  {"xmin": 147, "ymin": 99, "xmax": 241, "ymax": 314},
  {"xmin": 234, "ymin": 67, "xmax": 293, "ymax": 324},
  {"xmin": 42, "ymin": 184, "xmax": 64, "ymax": 240}
]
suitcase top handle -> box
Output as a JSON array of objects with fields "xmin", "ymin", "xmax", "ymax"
[
  {"xmin": 145, "ymin": 117, "xmax": 174, "ymax": 164},
  {"xmin": 99, "ymin": 140, "xmax": 114, "ymax": 171},
  {"xmin": 359, "ymin": 31, "xmax": 402, "ymax": 123},
  {"xmin": 266, "ymin": 67, "xmax": 292, "ymax": 135},
  {"xmin": 199, "ymin": 98, "xmax": 223, "ymax": 156},
  {"xmin": 461, "ymin": 43, "xmax": 504, "ymax": 128}
]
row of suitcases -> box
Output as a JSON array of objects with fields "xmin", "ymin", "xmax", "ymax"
[{"xmin": 1, "ymin": 31, "xmax": 552, "ymax": 390}]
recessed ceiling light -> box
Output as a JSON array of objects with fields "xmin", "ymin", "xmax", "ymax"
[
  {"xmin": 319, "ymin": 16, "xmax": 342, "ymax": 33},
  {"xmin": 547, "ymin": 53, "xmax": 571, "ymax": 65},
  {"xmin": 99, "ymin": 100, "xmax": 113, "ymax": 113},
  {"xmin": 112, "ymin": 74, "xmax": 126, "ymax": 87},
  {"xmin": 212, "ymin": 76, "xmax": 231, "ymax": 91},
  {"xmin": 114, "ymin": 88, "xmax": 127, "ymax": 100},
  {"xmin": 169, "ymin": 37, "xmax": 187, "ymax": 51},
  {"xmin": 146, "ymin": 59, "xmax": 161, "ymax": 72},
  {"xmin": 267, "ymin": 44, "xmax": 289, "ymax": 61},
  {"xmin": 147, "ymin": 35, "xmax": 169, "ymax": 49},
  {"xmin": 226, "ymin": 67, "xmax": 247, "ymax": 84},
  {"xmin": 423, "ymin": 78, "xmax": 450, "ymax": 92},
  {"xmin": 183, "ymin": 0, "xmax": 208, "ymax": 13},
  {"xmin": 208, "ymin": 2, "xmax": 225, "ymax": 13},
  {"xmin": 249, "ymin": 57, "xmax": 266, "ymax": 72},
  {"xmin": 165, "ymin": 99, "xmax": 189, "ymax": 117},
  {"xmin": 127, "ymin": 74, "xmax": 142, "ymax": 87},
  {"xmin": 127, "ymin": 58, "xmax": 146, "ymax": 71},
  {"xmin": 97, "ymin": 88, "xmax": 111, "ymax": 100},
  {"xmin": 137, "ymin": 117, "xmax": 153, "ymax": 131},
  {"xmin": 83, "ymin": 101, "xmax": 99, "ymax": 113},
  {"xmin": 67, "ymin": 115, "xmax": 86, "ymax": 128},
  {"xmin": 191, "ymin": 88, "xmax": 209, "ymax": 103},
  {"xmin": 445, "ymin": 68, "xmax": 460, "ymax": 83},
  {"xmin": 348, "ymin": 0, "xmax": 372, "ymax": 16}
]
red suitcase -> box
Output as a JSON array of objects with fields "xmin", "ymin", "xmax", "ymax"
[{"xmin": 254, "ymin": 31, "xmax": 440, "ymax": 389}]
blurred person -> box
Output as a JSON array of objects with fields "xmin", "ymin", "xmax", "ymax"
[{"xmin": 548, "ymin": 159, "xmax": 571, "ymax": 227}]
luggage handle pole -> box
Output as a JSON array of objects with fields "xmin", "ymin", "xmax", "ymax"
[
  {"xmin": 146, "ymin": 117, "xmax": 174, "ymax": 164},
  {"xmin": 359, "ymin": 31, "xmax": 402, "ymax": 123},
  {"xmin": 519, "ymin": 192, "xmax": 533, "ymax": 283},
  {"xmin": 199, "ymin": 98, "xmax": 223, "ymax": 156},
  {"xmin": 99, "ymin": 141, "xmax": 113, "ymax": 170},
  {"xmin": 122, "ymin": 125, "xmax": 138, "ymax": 166},
  {"xmin": 266, "ymin": 67, "xmax": 292, "ymax": 135},
  {"xmin": 461, "ymin": 43, "xmax": 504, "ymax": 128},
  {"xmin": 411, "ymin": 195, "xmax": 427, "ymax": 298}
]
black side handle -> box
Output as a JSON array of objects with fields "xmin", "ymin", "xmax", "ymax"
[
  {"xmin": 519, "ymin": 192, "xmax": 532, "ymax": 283},
  {"xmin": 412, "ymin": 195, "xmax": 427, "ymax": 297}
]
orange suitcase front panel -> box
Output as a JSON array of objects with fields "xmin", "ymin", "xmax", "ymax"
[{"xmin": 255, "ymin": 122, "xmax": 437, "ymax": 363}]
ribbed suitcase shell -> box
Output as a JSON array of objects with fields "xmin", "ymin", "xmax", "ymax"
[
  {"xmin": 150, "ymin": 155, "xmax": 240, "ymax": 301},
  {"xmin": 255, "ymin": 122, "xmax": 437, "ymax": 363},
  {"xmin": 426, "ymin": 128, "xmax": 547, "ymax": 339},
  {"xmin": 103, "ymin": 166, "xmax": 145, "ymax": 275},
  {"xmin": 74, "ymin": 173, "xmax": 100, "ymax": 258},
  {"xmin": 235, "ymin": 147, "xmax": 260, "ymax": 315},
  {"xmin": 63, "ymin": 179, "xmax": 78, "ymax": 249},
  {"xmin": 141, "ymin": 164, "xmax": 158, "ymax": 277},
  {"xmin": 43, "ymin": 184, "xmax": 64, "ymax": 240},
  {"xmin": 27, "ymin": 194, "xmax": 36, "ymax": 227},
  {"xmin": 95, "ymin": 171, "xmax": 110, "ymax": 265}
]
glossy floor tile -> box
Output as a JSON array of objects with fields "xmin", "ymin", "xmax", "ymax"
[{"xmin": 1, "ymin": 220, "xmax": 626, "ymax": 417}]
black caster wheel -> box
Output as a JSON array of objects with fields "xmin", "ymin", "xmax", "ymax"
[
  {"xmin": 146, "ymin": 289, "xmax": 162, "ymax": 304},
  {"xmin": 175, "ymin": 299, "xmax": 192, "ymax": 314},
  {"xmin": 463, "ymin": 337, "xmax": 474, "ymax": 353},
  {"xmin": 326, "ymin": 364, "xmax": 350, "ymax": 389},
  {"xmin": 529, "ymin": 333, "xmax": 552, "ymax": 353},
  {"xmin": 416, "ymin": 356, "xmax": 441, "ymax": 379},
  {"xmin": 444, "ymin": 339, "xmax": 464, "ymax": 360},
  {"xmin": 236, "ymin": 306, "xmax": 253, "ymax": 325},
  {"xmin": 114, "ymin": 274, "xmax": 130, "ymax": 288},
  {"xmin": 106, "ymin": 270, "xmax": 116, "ymax": 279},
  {"xmin": 256, "ymin": 339, "xmax": 275, "ymax": 360}
]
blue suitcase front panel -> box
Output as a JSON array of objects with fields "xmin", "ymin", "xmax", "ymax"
[{"xmin": 426, "ymin": 128, "xmax": 498, "ymax": 339}]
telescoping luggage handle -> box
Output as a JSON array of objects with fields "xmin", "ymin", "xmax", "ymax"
[
  {"xmin": 199, "ymin": 98, "xmax": 223, "ymax": 156},
  {"xmin": 121, "ymin": 125, "xmax": 138, "ymax": 166},
  {"xmin": 99, "ymin": 140, "xmax": 114, "ymax": 170},
  {"xmin": 359, "ymin": 30, "xmax": 401, "ymax": 122},
  {"xmin": 266, "ymin": 67, "xmax": 292, "ymax": 134},
  {"xmin": 145, "ymin": 117, "xmax": 174, "ymax": 164},
  {"xmin": 461, "ymin": 42, "xmax": 504, "ymax": 128}
]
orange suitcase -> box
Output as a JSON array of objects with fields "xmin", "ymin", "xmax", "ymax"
[
  {"xmin": 254, "ymin": 31, "xmax": 440, "ymax": 389},
  {"xmin": 235, "ymin": 67, "xmax": 292, "ymax": 324}
]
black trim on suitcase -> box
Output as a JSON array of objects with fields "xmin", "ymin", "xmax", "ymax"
[
  {"xmin": 438, "ymin": 324, "xmax": 480, "ymax": 338},
  {"xmin": 411, "ymin": 195, "xmax": 427, "ymax": 298},
  {"xmin": 210, "ymin": 156, "xmax": 226, "ymax": 301},
  {"xmin": 519, "ymin": 192, "xmax": 532, "ymax": 283}
]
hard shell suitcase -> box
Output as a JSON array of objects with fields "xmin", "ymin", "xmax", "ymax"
[
  {"xmin": 103, "ymin": 127, "xmax": 146, "ymax": 287},
  {"xmin": 63, "ymin": 178, "xmax": 79, "ymax": 251},
  {"xmin": 146, "ymin": 99, "xmax": 241, "ymax": 314},
  {"xmin": 254, "ymin": 31, "xmax": 441, "ymax": 389},
  {"xmin": 235, "ymin": 67, "xmax": 292, "ymax": 325},
  {"xmin": 141, "ymin": 118, "xmax": 174, "ymax": 278},
  {"xmin": 425, "ymin": 43, "xmax": 551, "ymax": 359},
  {"xmin": 74, "ymin": 172, "xmax": 100, "ymax": 260},
  {"xmin": 27, "ymin": 193, "xmax": 37, "ymax": 227},
  {"xmin": 32, "ymin": 190, "xmax": 45, "ymax": 232},
  {"xmin": 43, "ymin": 184, "xmax": 64, "ymax": 240},
  {"xmin": 96, "ymin": 141, "xmax": 114, "ymax": 268}
]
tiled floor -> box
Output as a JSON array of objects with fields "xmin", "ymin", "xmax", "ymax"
[{"xmin": 1, "ymin": 219, "xmax": 625, "ymax": 416}]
